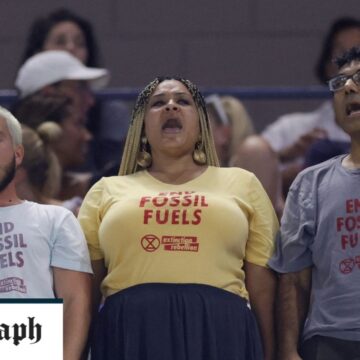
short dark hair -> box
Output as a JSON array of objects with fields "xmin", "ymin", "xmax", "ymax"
[
  {"xmin": 335, "ymin": 46, "xmax": 360, "ymax": 69},
  {"xmin": 315, "ymin": 17, "xmax": 360, "ymax": 83},
  {"xmin": 21, "ymin": 8, "xmax": 101, "ymax": 67},
  {"xmin": 12, "ymin": 93, "xmax": 72, "ymax": 129}
]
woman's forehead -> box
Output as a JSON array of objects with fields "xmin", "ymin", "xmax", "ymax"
[{"xmin": 152, "ymin": 80, "xmax": 190, "ymax": 96}]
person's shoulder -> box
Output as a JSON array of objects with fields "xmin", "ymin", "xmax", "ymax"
[
  {"xmin": 21, "ymin": 202, "xmax": 75, "ymax": 227},
  {"xmin": 292, "ymin": 156, "xmax": 341, "ymax": 190},
  {"xmin": 300, "ymin": 155, "xmax": 340, "ymax": 176},
  {"xmin": 94, "ymin": 172, "xmax": 147, "ymax": 189},
  {"xmin": 89, "ymin": 175, "xmax": 120, "ymax": 188},
  {"xmin": 211, "ymin": 166, "xmax": 255, "ymax": 182},
  {"xmin": 31, "ymin": 201, "xmax": 74, "ymax": 216},
  {"xmin": 211, "ymin": 166, "xmax": 250, "ymax": 174},
  {"xmin": 101, "ymin": 172, "xmax": 145, "ymax": 183}
]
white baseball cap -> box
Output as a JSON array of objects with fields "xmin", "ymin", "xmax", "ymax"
[{"xmin": 15, "ymin": 50, "xmax": 110, "ymax": 98}]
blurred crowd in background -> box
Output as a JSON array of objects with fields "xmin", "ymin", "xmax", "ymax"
[{"xmin": 5, "ymin": 8, "xmax": 360, "ymax": 219}]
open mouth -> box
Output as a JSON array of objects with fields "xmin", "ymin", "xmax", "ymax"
[
  {"xmin": 346, "ymin": 102, "xmax": 360, "ymax": 116},
  {"xmin": 162, "ymin": 118, "xmax": 183, "ymax": 132}
]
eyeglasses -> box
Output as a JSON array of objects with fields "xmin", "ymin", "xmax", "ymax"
[{"xmin": 328, "ymin": 70, "xmax": 360, "ymax": 92}]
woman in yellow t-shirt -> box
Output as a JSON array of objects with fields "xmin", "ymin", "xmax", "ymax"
[{"xmin": 78, "ymin": 77, "xmax": 278, "ymax": 360}]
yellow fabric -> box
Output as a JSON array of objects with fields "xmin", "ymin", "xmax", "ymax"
[{"xmin": 78, "ymin": 166, "xmax": 278, "ymax": 299}]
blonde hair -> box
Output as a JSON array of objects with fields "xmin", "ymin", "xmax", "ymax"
[
  {"xmin": 21, "ymin": 122, "xmax": 62, "ymax": 198},
  {"xmin": 0, "ymin": 106, "xmax": 22, "ymax": 146},
  {"xmin": 220, "ymin": 96, "xmax": 255, "ymax": 157},
  {"xmin": 119, "ymin": 77, "xmax": 219, "ymax": 175}
]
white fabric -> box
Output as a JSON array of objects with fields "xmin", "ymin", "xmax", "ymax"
[
  {"xmin": 262, "ymin": 101, "xmax": 350, "ymax": 153},
  {"xmin": 0, "ymin": 201, "xmax": 92, "ymax": 298},
  {"xmin": 15, "ymin": 50, "xmax": 110, "ymax": 98}
]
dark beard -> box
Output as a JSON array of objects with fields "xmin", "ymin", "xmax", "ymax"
[{"xmin": 0, "ymin": 156, "xmax": 16, "ymax": 193}]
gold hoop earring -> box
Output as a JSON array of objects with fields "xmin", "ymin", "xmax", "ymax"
[
  {"xmin": 193, "ymin": 140, "xmax": 207, "ymax": 165},
  {"xmin": 136, "ymin": 136, "xmax": 152, "ymax": 168}
]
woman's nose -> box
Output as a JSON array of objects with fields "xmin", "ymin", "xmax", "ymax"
[{"xmin": 165, "ymin": 100, "xmax": 178, "ymax": 111}]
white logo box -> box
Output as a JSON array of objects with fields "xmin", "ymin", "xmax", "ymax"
[{"xmin": 0, "ymin": 299, "xmax": 63, "ymax": 360}]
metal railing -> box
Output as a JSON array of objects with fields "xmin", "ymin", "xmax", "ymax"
[{"xmin": 0, "ymin": 85, "xmax": 332, "ymax": 105}]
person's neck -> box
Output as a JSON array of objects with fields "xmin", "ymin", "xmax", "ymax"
[
  {"xmin": 148, "ymin": 154, "xmax": 207, "ymax": 184},
  {"xmin": 16, "ymin": 181, "xmax": 38, "ymax": 202},
  {"xmin": 0, "ymin": 183, "xmax": 22, "ymax": 207},
  {"xmin": 343, "ymin": 137, "xmax": 360, "ymax": 169},
  {"xmin": 16, "ymin": 182, "xmax": 61, "ymax": 206}
]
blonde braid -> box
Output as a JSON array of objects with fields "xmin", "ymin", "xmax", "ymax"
[
  {"xmin": 198, "ymin": 109, "xmax": 220, "ymax": 167},
  {"xmin": 118, "ymin": 108, "xmax": 144, "ymax": 175},
  {"xmin": 180, "ymin": 78, "xmax": 219, "ymax": 167},
  {"xmin": 119, "ymin": 79, "xmax": 160, "ymax": 175}
]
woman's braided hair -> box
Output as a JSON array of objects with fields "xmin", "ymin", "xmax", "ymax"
[{"xmin": 119, "ymin": 76, "xmax": 219, "ymax": 175}]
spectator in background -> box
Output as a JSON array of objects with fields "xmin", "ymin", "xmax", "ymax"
[
  {"xmin": 205, "ymin": 94, "xmax": 255, "ymax": 166},
  {"xmin": 20, "ymin": 8, "xmax": 131, "ymax": 172},
  {"xmin": 13, "ymin": 50, "xmax": 109, "ymax": 197},
  {"xmin": 206, "ymin": 94, "xmax": 283, "ymax": 216},
  {"xmin": 236, "ymin": 17, "xmax": 360, "ymax": 201},
  {"xmin": 13, "ymin": 92, "xmax": 92, "ymax": 200},
  {"xmin": 14, "ymin": 49, "xmax": 108, "ymax": 120},
  {"xmin": 15, "ymin": 123, "xmax": 82, "ymax": 214},
  {"xmin": 15, "ymin": 123, "xmax": 62, "ymax": 205}
]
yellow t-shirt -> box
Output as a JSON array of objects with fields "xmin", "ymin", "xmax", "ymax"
[{"xmin": 78, "ymin": 166, "xmax": 278, "ymax": 300}]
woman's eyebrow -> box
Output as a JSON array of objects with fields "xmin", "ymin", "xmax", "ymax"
[{"xmin": 151, "ymin": 91, "xmax": 189, "ymax": 98}]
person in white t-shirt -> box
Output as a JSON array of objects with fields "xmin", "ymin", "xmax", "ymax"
[{"xmin": 0, "ymin": 106, "xmax": 93, "ymax": 359}]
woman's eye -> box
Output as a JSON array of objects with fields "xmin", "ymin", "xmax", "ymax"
[
  {"xmin": 151, "ymin": 100, "xmax": 165, "ymax": 107},
  {"xmin": 178, "ymin": 99, "xmax": 190, "ymax": 105}
]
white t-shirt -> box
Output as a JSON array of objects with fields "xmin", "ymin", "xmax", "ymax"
[
  {"xmin": 0, "ymin": 201, "xmax": 92, "ymax": 298},
  {"xmin": 262, "ymin": 101, "xmax": 350, "ymax": 153}
]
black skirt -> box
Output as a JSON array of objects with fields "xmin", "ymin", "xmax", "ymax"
[{"xmin": 91, "ymin": 283, "xmax": 263, "ymax": 360}]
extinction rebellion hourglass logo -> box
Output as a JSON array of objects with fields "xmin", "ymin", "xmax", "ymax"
[{"xmin": 141, "ymin": 235, "xmax": 160, "ymax": 252}]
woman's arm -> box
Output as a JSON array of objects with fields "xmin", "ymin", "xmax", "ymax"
[
  {"xmin": 91, "ymin": 259, "xmax": 107, "ymax": 316},
  {"xmin": 244, "ymin": 261, "xmax": 277, "ymax": 360}
]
